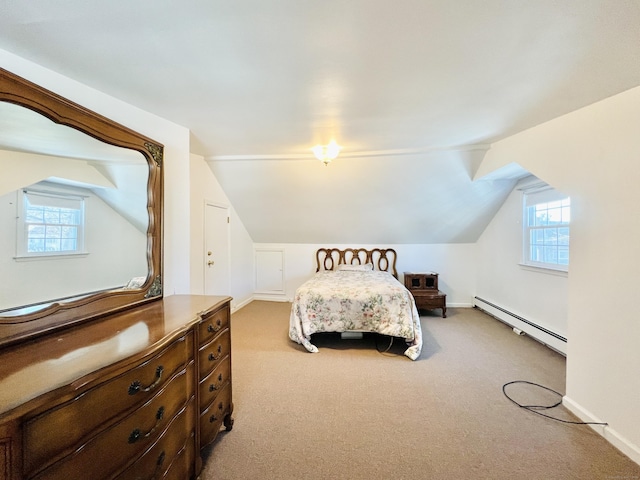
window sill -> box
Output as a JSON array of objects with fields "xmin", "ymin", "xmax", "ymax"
[
  {"xmin": 14, "ymin": 252, "xmax": 89, "ymax": 262},
  {"xmin": 518, "ymin": 263, "xmax": 568, "ymax": 277}
]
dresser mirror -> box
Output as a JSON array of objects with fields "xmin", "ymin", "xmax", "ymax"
[{"xmin": 0, "ymin": 68, "xmax": 163, "ymax": 347}]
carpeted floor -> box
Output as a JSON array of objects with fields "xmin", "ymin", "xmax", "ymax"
[{"xmin": 200, "ymin": 301, "xmax": 640, "ymax": 480}]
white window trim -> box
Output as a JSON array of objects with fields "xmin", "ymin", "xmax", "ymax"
[
  {"xmin": 520, "ymin": 183, "xmax": 570, "ymax": 273},
  {"xmin": 14, "ymin": 252, "xmax": 90, "ymax": 262},
  {"xmin": 16, "ymin": 188, "xmax": 88, "ymax": 259},
  {"xmin": 518, "ymin": 262, "xmax": 568, "ymax": 277}
]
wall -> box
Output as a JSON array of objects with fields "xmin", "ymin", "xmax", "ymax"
[
  {"xmin": 190, "ymin": 154, "xmax": 254, "ymax": 310},
  {"xmin": 478, "ymin": 85, "xmax": 640, "ymax": 463},
  {"xmin": 209, "ymin": 148, "xmax": 512, "ymax": 245},
  {"xmin": 1, "ymin": 49, "xmax": 192, "ymax": 296},
  {"xmin": 252, "ymin": 243, "xmax": 477, "ymax": 306},
  {"xmin": 475, "ymin": 176, "xmax": 568, "ymax": 352},
  {"xmin": 0, "ymin": 186, "xmax": 146, "ymax": 308}
]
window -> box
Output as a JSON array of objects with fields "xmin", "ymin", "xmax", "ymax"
[
  {"xmin": 523, "ymin": 186, "xmax": 570, "ymax": 271},
  {"xmin": 17, "ymin": 190, "xmax": 85, "ymax": 257}
]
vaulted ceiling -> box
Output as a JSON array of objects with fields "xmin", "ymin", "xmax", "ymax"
[{"xmin": 2, "ymin": 1, "xmax": 640, "ymax": 243}]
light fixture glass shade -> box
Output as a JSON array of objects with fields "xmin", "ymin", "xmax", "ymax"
[{"xmin": 312, "ymin": 140, "xmax": 341, "ymax": 165}]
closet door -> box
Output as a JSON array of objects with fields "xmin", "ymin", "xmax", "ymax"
[
  {"xmin": 254, "ymin": 249, "xmax": 284, "ymax": 294},
  {"xmin": 204, "ymin": 203, "xmax": 230, "ymax": 296}
]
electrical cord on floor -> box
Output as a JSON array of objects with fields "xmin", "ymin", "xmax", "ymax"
[
  {"xmin": 375, "ymin": 334, "xmax": 395, "ymax": 355},
  {"xmin": 502, "ymin": 380, "xmax": 608, "ymax": 426}
]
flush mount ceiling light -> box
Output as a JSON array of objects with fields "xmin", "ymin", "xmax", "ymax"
[{"xmin": 311, "ymin": 140, "xmax": 341, "ymax": 166}]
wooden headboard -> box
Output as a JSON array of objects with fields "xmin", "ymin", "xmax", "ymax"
[{"xmin": 315, "ymin": 248, "xmax": 398, "ymax": 278}]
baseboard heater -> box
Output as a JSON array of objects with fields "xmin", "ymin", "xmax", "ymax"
[{"xmin": 473, "ymin": 296, "xmax": 567, "ymax": 355}]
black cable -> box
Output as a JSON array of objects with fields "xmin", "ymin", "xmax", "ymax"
[
  {"xmin": 502, "ymin": 380, "xmax": 608, "ymax": 426},
  {"xmin": 375, "ymin": 334, "xmax": 395, "ymax": 355}
]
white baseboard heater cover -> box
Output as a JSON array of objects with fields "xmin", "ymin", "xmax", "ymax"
[{"xmin": 473, "ymin": 296, "xmax": 567, "ymax": 355}]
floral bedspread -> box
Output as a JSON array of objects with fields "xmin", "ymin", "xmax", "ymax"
[{"xmin": 289, "ymin": 270, "xmax": 422, "ymax": 360}]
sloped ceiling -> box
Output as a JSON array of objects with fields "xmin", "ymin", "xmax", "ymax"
[
  {"xmin": 0, "ymin": 102, "xmax": 149, "ymax": 232},
  {"xmin": 1, "ymin": 1, "xmax": 640, "ymax": 243},
  {"xmin": 209, "ymin": 147, "xmax": 514, "ymax": 243}
]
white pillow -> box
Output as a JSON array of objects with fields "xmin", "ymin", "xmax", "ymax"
[
  {"xmin": 337, "ymin": 263, "xmax": 374, "ymax": 272},
  {"xmin": 124, "ymin": 276, "xmax": 146, "ymax": 289}
]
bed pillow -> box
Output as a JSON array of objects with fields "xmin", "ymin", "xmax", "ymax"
[
  {"xmin": 337, "ymin": 263, "xmax": 374, "ymax": 272},
  {"xmin": 124, "ymin": 276, "xmax": 146, "ymax": 289}
]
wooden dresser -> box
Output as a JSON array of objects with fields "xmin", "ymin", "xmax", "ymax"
[{"xmin": 0, "ymin": 295, "xmax": 233, "ymax": 480}]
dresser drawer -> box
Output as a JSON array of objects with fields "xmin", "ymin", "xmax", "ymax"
[
  {"xmin": 0, "ymin": 420, "xmax": 19, "ymax": 480},
  {"xmin": 198, "ymin": 329, "xmax": 230, "ymax": 378},
  {"xmin": 199, "ymin": 356, "xmax": 230, "ymax": 410},
  {"xmin": 23, "ymin": 333, "xmax": 193, "ymax": 477},
  {"xmin": 113, "ymin": 400, "xmax": 196, "ymax": 480},
  {"xmin": 29, "ymin": 366, "xmax": 194, "ymax": 480},
  {"xmin": 199, "ymin": 383, "xmax": 232, "ymax": 448},
  {"xmin": 198, "ymin": 304, "xmax": 230, "ymax": 346},
  {"xmin": 162, "ymin": 436, "xmax": 196, "ymax": 480}
]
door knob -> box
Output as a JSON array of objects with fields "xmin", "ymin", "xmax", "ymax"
[{"xmin": 207, "ymin": 261, "xmax": 215, "ymax": 266}]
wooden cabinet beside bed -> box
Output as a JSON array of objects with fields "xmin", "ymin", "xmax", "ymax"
[
  {"xmin": 404, "ymin": 272, "xmax": 447, "ymax": 318},
  {"xmin": 0, "ymin": 295, "xmax": 233, "ymax": 480}
]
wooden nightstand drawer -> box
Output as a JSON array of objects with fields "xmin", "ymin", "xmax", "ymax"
[{"xmin": 412, "ymin": 291, "xmax": 447, "ymax": 317}]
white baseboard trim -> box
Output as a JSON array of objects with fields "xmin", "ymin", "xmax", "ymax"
[
  {"xmin": 252, "ymin": 294, "xmax": 289, "ymax": 303},
  {"xmin": 473, "ymin": 296, "xmax": 566, "ymax": 355},
  {"xmin": 231, "ymin": 294, "xmax": 292, "ymax": 314},
  {"xmin": 230, "ymin": 296, "xmax": 254, "ymax": 314},
  {"xmin": 563, "ymin": 396, "xmax": 640, "ymax": 466},
  {"xmin": 446, "ymin": 302, "xmax": 473, "ymax": 308}
]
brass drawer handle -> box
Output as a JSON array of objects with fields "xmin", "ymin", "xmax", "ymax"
[
  {"xmin": 209, "ymin": 402, "xmax": 226, "ymax": 423},
  {"xmin": 128, "ymin": 365, "xmax": 164, "ymax": 395},
  {"xmin": 138, "ymin": 450, "xmax": 165, "ymax": 480},
  {"xmin": 209, "ymin": 373, "xmax": 224, "ymax": 392},
  {"xmin": 207, "ymin": 319, "xmax": 222, "ymax": 333},
  {"xmin": 128, "ymin": 406, "xmax": 165, "ymax": 444},
  {"xmin": 208, "ymin": 345, "xmax": 223, "ymax": 362}
]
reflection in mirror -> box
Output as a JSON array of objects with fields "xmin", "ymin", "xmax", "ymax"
[{"xmin": 0, "ymin": 102, "xmax": 149, "ymax": 312}]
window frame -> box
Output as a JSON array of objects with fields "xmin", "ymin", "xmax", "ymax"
[
  {"xmin": 16, "ymin": 188, "xmax": 87, "ymax": 260},
  {"xmin": 521, "ymin": 185, "xmax": 570, "ymax": 273}
]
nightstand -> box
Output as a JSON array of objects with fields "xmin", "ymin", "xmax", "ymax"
[{"xmin": 404, "ymin": 272, "xmax": 447, "ymax": 318}]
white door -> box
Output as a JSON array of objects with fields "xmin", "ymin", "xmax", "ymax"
[
  {"xmin": 204, "ymin": 203, "xmax": 230, "ymax": 296},
  {"xmin": 255, "ymin": 249, "xmax": 284, "ymax": 294}
]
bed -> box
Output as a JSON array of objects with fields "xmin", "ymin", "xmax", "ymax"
[{"xmin": 289, "ymin": 248, "xmax": 422, "ymax": 360}]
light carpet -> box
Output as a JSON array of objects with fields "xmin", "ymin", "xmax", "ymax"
[{"xmin": 200, "ymin": 301, "xmax": 640, "ymax": 480}]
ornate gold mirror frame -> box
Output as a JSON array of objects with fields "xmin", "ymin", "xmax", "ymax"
[{"xmin": 0, "ymin": 68, "xmax": 163, "ymax": 347}]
